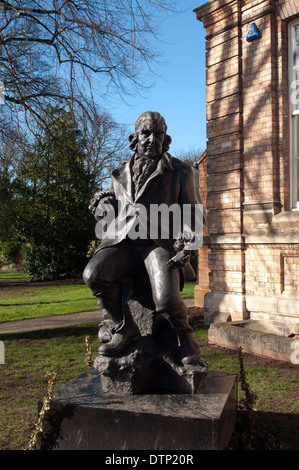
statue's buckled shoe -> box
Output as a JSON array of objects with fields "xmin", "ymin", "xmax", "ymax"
[
  {"xmin": 176, "ymin": 331, "xmax": 201, "ymax": 365},
  {"xmin": 98, "ymin": 324, "xmax": 140, "ymax": 356},
  {"xmin": 181, "ymin": 351, "xmax": 202, "ymax": 365}
]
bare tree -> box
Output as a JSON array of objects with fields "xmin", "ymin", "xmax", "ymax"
[
  {"xmin": 0, "ymin": 125, "xmax": 26, "ymax": 242},
  {"xmin": 0, "ymin": 126, "xmax": 23, "ymax": 175},
  {"xmin": 173, "ymin": 147, "xmax": 205, "ymax": 167},
  {"xmin": 81, "ymin": 113, "xmax": 129, "ymax": 191},
  {"xmin": 0, "ymin": 0, "xmax": 177, "ymax": 132}
]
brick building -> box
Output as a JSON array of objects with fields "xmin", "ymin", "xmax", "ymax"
[{"xmin": 194, "ymin": 0, "xmax": 299, "ymax": 337}]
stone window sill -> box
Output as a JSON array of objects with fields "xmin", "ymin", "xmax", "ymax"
[{"xmin": 273, "ymin": 210, "xmax": 299, "ymax": 223}]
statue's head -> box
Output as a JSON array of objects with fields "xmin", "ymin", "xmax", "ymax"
[{"xmin": 128, "ymin": 111, "xmax": 172, "ymax": 159}]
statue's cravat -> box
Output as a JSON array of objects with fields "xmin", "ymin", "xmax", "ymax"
[{"xmin": 132, "ymin": 154, "xmax": 158, "ymax": 197}]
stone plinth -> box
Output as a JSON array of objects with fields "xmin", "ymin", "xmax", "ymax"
[
  {"xmin": 94, "ymin": 268, "xmax": 208, "ymax": 395},
  {"xmin": 94, "ymin": 331, "xmax": 208, "ymax": 395},
  {"xmin": 38, "ymin": 368, "xmax": 237, "ymax": 451}
]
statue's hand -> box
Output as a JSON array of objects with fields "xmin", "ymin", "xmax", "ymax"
[
  {"xmin": 94, "ymin": 197, "xmax": 118, "ymax": 221},
  {"xmin": 89, "ymin": 190, "xmax": 117, "ymax": 220},
  {"xmin": 173, "ymin": 232, "xmax": 196, "ymax": 252},
  {"xmin": 167, "ymin": 232, "xmax": 196, "ymax": 269},
  {"xmin": 167, "ymin": 250, "xmax": 191, "ymax": 269},
  {"xmin": 89, "ymin": 192, "xmax": 102, "ymax": 214}
]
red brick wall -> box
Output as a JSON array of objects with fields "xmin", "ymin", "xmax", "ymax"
[
  {"xmin": 195, "ymin": 0, "xmax": 299, "ymax": 331},
  {"xmin": 195, "ymin": 244, "xmax": 211, "ymax": 306},
  {"xmin": 195, "ymin": 153, "xmax": 211, "ymax": 307},
  {"xmin": 195, "ymin": 0, "xmax": 244, "ymax": 316}
]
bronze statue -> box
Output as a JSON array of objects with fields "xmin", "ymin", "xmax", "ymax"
[{"xmin": 83, "ymin": 111, "xmax": 206, "ymax": 379}]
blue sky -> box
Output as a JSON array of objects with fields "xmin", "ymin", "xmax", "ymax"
[{"xmin": 110, "ymin": 0, "xmax": 208, "ymax": 157}]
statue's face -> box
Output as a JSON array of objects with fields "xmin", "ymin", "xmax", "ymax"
[{"xmin": 136, "ymin": 118, "xmax": 165, "ymax": 160}]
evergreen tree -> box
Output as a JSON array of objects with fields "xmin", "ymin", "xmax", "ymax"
[{"xmin": 16, "ymin": 106, "xmax": 93, "ymax": 280}]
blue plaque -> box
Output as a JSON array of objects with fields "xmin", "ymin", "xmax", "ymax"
[{"xmin": 246, "ymin": 23, "xmax": 262, "ymax": 42}]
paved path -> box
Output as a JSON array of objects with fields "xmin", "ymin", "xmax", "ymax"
[
  {"xmin": 0, "ymin": 299, "xmax": 195, "ymax": 335},
  {"xmin": 0, "ymin": 310, "xmax": 102, "ymax": 335}
]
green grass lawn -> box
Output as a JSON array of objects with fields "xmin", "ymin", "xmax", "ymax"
[
  {"xmin": 180, "ymin": 282, "xmax": 195, "ymax": 298},
  {"xmin": 1, "ymin": 274, "xmax": 297, "ymax": 450},
  {"xmin": 0, "ymin": 323, "xmax": 298, "ymax": 450},
  {"xmin": 0, "ymin": 284, "xmax": 99, "ymax": 322},
  {"xmin": 0, "ymin": 275, "xmax": 195, "ymax": 323},
  {"xmin": 195, "ymin": 329, "xmax": 299, "ymax": 415},
  {"xmin": 0, "ymin": 271, "xmax": 31, "ymax": 282},
  {"xmin": 0, "ymin": 323, "xmax": 99, "ymax": 450}
]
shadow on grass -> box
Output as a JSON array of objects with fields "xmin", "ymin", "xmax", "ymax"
[
  {"xmin": 0, "ymin": 298, "xmax": 94, "ymax": 307},
  {"xmin": 229, "ymin": 409, "xmax": 299, "ymax": 450},
  {"xmin": 256, "ymin": 410, "xmax": 299, "ymax": 450},
  {"xmin": 0, "ymin": 323, "xmax": 99, "ymax": 342}
]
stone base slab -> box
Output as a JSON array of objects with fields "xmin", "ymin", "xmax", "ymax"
[
  {"xmin": 208, "ymin": 320, "xmax": 298, "ymax": 362},
  {"xmin": 38, "ymin": 368, "xmax": 237, "ymax": 451},
  {"xmin": 204, "ymin": 292, "xmax": 247, "ymax": 324},
  {"xmin": 246, "ymin": 293, "xmax": 299, "ymax": 336}
]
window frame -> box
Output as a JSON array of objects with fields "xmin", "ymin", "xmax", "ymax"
[{"xmin": 289, "ymin": 18, "xmax": 299, "ymax": 210}]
